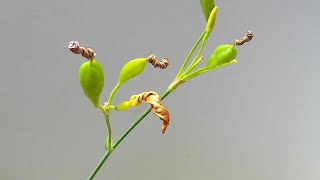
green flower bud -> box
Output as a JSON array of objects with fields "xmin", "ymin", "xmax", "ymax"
[
  {"xmin": 206, "ymin": 44, "xmax": 237, "ymax": 69},
  {"xmin": 204, "ymin": 6, "xmax": 218, "ymax": 33},
  {"xmin": 116, "ymin": 101, "xmax": 131, "ymax": 111},
  {"xmin": 200, "ymin": 0, "xmax": 215, "ymax": 21},
  {"xmin": 105, "ymin": 135, "xmax": 113, "ymax": 152},
  {"xmin": 79, "ymin": 60, "xmax": 104, "ymax": 108},
  {"xmin": 118, "ymin": 58, "xmax": 148, "ymax": 84}
]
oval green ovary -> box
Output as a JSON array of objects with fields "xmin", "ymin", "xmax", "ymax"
[
  {"xmin": 116, "ymin": 101, "xmax": 131, "ymax": 111},
  {"xmin": 79, "ymin": 60, "xmax": 104, "ymax": 108},
  {"xmin": 118, "ymin": 58, "xmax": 147, "ymax": 84},
  {"xmin": 206, "ymin": 44, "xmax": 237, "ymax": 69}
]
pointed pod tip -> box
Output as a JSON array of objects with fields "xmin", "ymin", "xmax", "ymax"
[
  {"xmin": 232, "ymin": 59, "xmax": 237, "ymax": 64},
  {"xmin": 205, "ymin": 6, "xmax": 218, "ymax": 33}
]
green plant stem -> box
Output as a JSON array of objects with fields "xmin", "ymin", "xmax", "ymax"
[
  {"xmin": 180, "ymin": 33, "xmax": 208, "ymax": 78},
  {"xmin": 88, "ymin": 151, "xmax": 112, "ymax": 180},
  {"xmin": 105, "ymin": 114, "xmax": 112, "ymax": 151},
  {"xmin": 181, "ymin": 67, "xmax": 207, "ymax": 81},
  {"xmin": 99, "ymin": 106, "xmax": 113, "ymax": 151},
  {"xmin": 175, "ymin": 31, "xmax": 206, "ymax": 80},
  {"xmin": 181, "ymin": 59, "xmax": 238, "ymax": 82},
  {"xmin": 183, "ymin": 56, "xmax": 203, "ymax": 75},
  {"xmin": 107, "ymin": 82, "xmax": 121, "ymax": 106},
  {"xmin": 88, "ymin": 90, "xmax": 171, "ymax": 180}
]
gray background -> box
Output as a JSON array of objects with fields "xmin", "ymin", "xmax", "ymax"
[{"xmin": 1, "ymin": 0, "xmax": 319, "ymax": 179}]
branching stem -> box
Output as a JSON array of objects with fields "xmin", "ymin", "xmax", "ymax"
[
  {"xmin": 175, "ymin": 31, "xmax": 206, "ymax": 80},
  {"xmin": 88, "ymin": 90, "xmax": 171, "ymax": 179}
]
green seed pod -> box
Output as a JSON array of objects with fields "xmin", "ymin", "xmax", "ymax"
[
  {"xmin": 79, "ymin": 60, "xmax": 104, "ymax": 108},
  {"xmin": 118, "ymin": 58, "xmax": 148, "ymax": 85},
  {"xmin": 206, "ymin": 44, "xmax": 237, "ymax": 69},
  {"xmin": 200, "ymin": 0, "xmax": 215, "ymax": 21}
]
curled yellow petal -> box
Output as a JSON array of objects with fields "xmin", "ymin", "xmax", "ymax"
[
  {"xmin": 129, "ymin": 94, "xmax": 143, "ymax": 106},
  {"xmin": 127, "ymin": 91, "xmax": 170, "ymax": 133},
  {"xmin": 143, "ymin": 92, "xmax": 170, "ymax": 133}
]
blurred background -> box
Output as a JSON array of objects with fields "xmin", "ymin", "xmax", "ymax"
[{"xmin": 1, "ymin": 0, "xmax": 319, "ymax": 179}]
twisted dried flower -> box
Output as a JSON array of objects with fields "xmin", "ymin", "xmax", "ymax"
[
  {"xmin": 234, "ymin": 30, "xmax": 253, "ymax": 46},
  {"xmin": 147, "ymin": 54, "xmax": 169, "ymax": 69},
  {"xmin": 130, "ymin": 91, "xmax": 170, "ymax": 133},
  {"xmin": 68, "ymin": 41, "xmax": 96, "ymax": 60}
]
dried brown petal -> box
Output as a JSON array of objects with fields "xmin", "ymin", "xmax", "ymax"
[
  {"xmin": 68, "ymin": 41, "xmax": 96, "ymax": 60},
  {"xmin": 133, "ymin": 91, "xmax": 170, "ymax": 133}
]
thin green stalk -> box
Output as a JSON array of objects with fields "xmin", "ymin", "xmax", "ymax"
[
  {"xmin": 181, "ymin": 59, "xmax": 238, "ymax": 82},
  {"xmin": 105, "ymin": 114, "xmax": 112, "ymax": 151},
  {"xmin": 181, "ymin": 67, "xmax": 207, "ymax": 82},
  {"xmin": 107, "ymin": 82, "xmax": 121, "ymax": 106},
  {"xmin": 180, "ymin": 33, "xmax": 208, "ymax": 78},
  {"xmin": 87, "ymin": 151, "xmax": 112, "ymax": 180},
  {"xmin": 88, "ymin": 90, "xmax": 171, "ymax": 180},
  {"xmin": 99, "ymin": 106, "xmax": 113, "ymax": 151},
  {"xmin": 100, "ymin": 113, "xmax": 112, "ymax": 140},
  {"xmin": 183, "ymin": 57, "xmax": 203, "ymax": 76},
  {"xmin": 175, "ymin": 31, "xmax": 206, "ymax": 80}
]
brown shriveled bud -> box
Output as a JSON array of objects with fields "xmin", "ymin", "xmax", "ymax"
[
  {"xmin": 118, "ymin": 91, "xmax": 170, "ymax": 133},
  {"xmin": 147, "ymin": 54, "xmax": 169, "ymax": 69},
  {"xmin": 68, "ymin": 41, "xmax": 96, "ymax": 60},
  {"xmin": 234, "ymin": 30, "xmax": 254, "ymax": 46},
  {"xmin": 143, "ymin": 92, "xmax": 170, "ymax": 133}
]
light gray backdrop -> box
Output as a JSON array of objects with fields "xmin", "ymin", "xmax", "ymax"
[{"xmin": 1, "ymin": 0, "xmax": 319, "ymax": 180}]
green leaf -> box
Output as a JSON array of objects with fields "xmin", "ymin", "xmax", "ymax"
[{"xmin": 200, "ymin": 0, "xmax": 215, "ymax": 21}]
